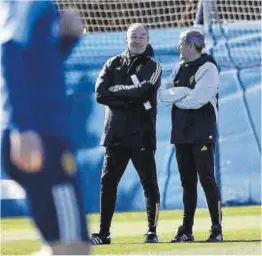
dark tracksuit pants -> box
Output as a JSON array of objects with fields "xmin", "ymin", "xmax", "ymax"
[
  {"xmin": 175, "ymin": 143, "xmax": 222, "ymax": 233},
  {"xmin": 99, "ymin": 146, "xmax": 160, "ymax": 235}
]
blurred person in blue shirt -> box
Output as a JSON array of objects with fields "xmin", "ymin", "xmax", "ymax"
[{"xmin": 0, "ymin": 1, "xmax": 90, "ymax": 254}]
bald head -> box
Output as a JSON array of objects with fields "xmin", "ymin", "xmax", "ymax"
[{"xmin": 126, "ymin": 23, "xmax": 149, "ymax": 55}]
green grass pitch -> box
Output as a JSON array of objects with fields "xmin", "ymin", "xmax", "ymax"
[{"xmin": 1, "ymin": 205, "xmax": 261, "ymax": 255}]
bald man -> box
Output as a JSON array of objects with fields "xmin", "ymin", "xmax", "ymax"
[
  {"xmin": 91, "ymin": 23, "xmax": 162, "ymax": 244},
  {"xmin": 160, "ymin": 29, "xmax": 223, "ymax": 242}
]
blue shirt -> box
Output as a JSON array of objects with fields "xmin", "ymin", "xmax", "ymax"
[{"xmin": 0, "ymin": 0, "xmax": 71, "ymax": 138}]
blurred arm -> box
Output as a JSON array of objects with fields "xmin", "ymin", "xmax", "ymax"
[
  {"xmin": 1, "ymin": 1, "xmax": 47, "ymax": 171},
  {"xmin": 59, "ymin": 10, "xmax": 84, "ymax": 59},
  {"xmin": 2, "ymin": 1, "xmax": 50, "ymax": 130}
]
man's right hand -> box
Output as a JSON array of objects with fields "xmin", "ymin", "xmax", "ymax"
[{"xmin": 10, "ymin": 131, "xmax": 43, "ymax": 172}]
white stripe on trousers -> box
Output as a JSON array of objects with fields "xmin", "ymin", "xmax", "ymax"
[
  {"xmin": 52, "ymin": 184, "xmax": 81, "ymax": 242},
  {"xmin": 154, "ymin": 203, "xmax": 160, "ymax": 227},
  {"xmin": 218, "ymin": 200, "xmax": 222, "ymax": 225}
]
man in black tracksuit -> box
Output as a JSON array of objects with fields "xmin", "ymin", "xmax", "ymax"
[
  {"xmin": 91, "ymin": 23, "xmax": 162, "ymax": 245},
  {"xmin": 160, "ymin": 29, "xmax": 223, "ymax": 242}
]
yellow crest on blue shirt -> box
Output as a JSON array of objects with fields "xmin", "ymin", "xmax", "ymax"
[{"xmin": 61, "ymin": 151, "xmax": 76, "ymax": 175}]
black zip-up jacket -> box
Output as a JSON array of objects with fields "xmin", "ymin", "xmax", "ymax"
[{"xmin": 95, "ymin": 46, "xmax": 162, "ymax": 148}]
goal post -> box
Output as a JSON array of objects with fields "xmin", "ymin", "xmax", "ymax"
[{"xmin": 201, "ymin": 0, "xmax": 261, "ymax": 68}]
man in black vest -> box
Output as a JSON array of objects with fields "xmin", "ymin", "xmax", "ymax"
[
  {"xmin": 160, "ymin": 29, "xmax": 223, "ymax": 242},
  {"xmin": 91, "ymin": 23, "xmax": 161, "ymax": 245}
]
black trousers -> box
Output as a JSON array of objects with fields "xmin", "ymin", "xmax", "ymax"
[
  {"xmin": 99, "ymin": 146, "xmax": 160, "ymax": 234},
  {"xmin": 175, "ymin": 143, "xmax": 222, "ymax": 233}
]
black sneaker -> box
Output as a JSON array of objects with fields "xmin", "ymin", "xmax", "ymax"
[
  {"xmin": 170, "ymin": 225, "xmax": 194, "ymax": 243},
  {"xmin": 91, "ymin": 233, "xmax": 111, "ymax": 245},
  {"xmin": 206, "ymin": 225, "xmax": 223, "ymax": 242},
  {"xmin": 144, "ymin": 232, "xmax": 159, "ymax": 243}
]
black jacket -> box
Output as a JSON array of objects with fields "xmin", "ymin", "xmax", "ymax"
[
  {"xmin": 95, "ymin": 46, "xmax": 162, "ymax": 148},
  {"xmin": 171, "ymin": 54, "xmax": 219, "ymax": 144}
]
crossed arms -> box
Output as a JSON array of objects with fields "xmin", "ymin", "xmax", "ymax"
[
  {"xmin": 95, "ymin": 58, "xmax": 162, "ymax": 108},
  {"xmin": 159, "ymin": 62, "xmax": 219, "ymax": 109}
]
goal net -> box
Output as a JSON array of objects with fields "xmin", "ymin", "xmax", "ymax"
[
  {"xmin": 56, "ymin": 0, "xmax": 199, "ymax": 32},
  {"xmin": 204, "ymin": 0, "xmax": 261, "ymax": 68},
  {"xmin": 56, "ymin": 0, "xmax": 261, "ymax": 66}
]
